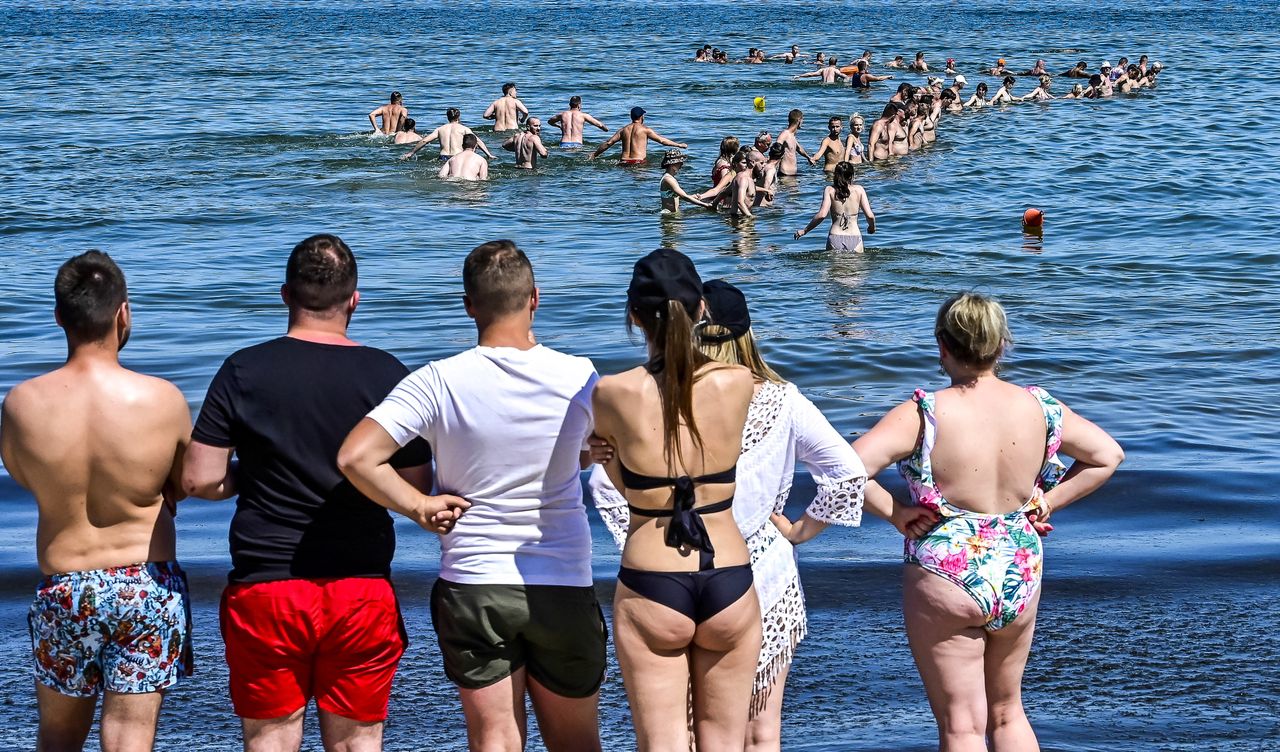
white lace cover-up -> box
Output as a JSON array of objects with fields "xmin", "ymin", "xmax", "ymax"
[{"xmin": 588, "ymin": 381, "xmax": 866, "ymax": 716}]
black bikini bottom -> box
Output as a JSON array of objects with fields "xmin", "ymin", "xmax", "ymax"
[{"xmin": 617, "ymin": 564, "xmax": 754, "ymax": 624}]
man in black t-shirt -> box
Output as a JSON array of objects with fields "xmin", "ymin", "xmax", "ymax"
[{"xmin": 181, "ymin": 234, "xmax": 442, "ymax": 751}]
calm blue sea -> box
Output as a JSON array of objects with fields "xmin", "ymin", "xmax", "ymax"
[{"xmin": 1, "ymin": 1, "xmax": 1278, "ymax": 749}]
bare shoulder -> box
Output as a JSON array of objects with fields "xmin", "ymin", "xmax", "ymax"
[
  {"xmin": 700, "ymin": 362, "xmax": 754, "ymax": 395},
  {"xmin": 594, "ymin": 366, "xmax": 648, "ymax": 402},
  {"xmin": 1, "ymin": 376, "xmax": 40, "ymax": 419}
]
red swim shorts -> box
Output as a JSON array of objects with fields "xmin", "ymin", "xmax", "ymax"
[{"xmin": 220, "ymin": 577, "xmax": 406, "ymax": 722}]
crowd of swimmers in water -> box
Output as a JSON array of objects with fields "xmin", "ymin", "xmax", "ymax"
[
  {"xmin": 366, "ymin": 46, "xmax": 1160, "ymax": 255},
  {"xmin": 5, "ymin": 238, "xmax": 1124, "ymax": 752}
]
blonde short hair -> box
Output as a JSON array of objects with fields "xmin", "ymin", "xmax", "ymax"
[{"xmin": 934, "ymin": 293, "xmax": 1012, "ymax": 367}]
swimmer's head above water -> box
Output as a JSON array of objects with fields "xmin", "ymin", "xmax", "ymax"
[
  {"xmin": 390, "ymin": 91, "xmax": 402, "ymax": 104},
  {"xmin": 446, "ymin": 107, "xmax": 461, "ymax": 122}
]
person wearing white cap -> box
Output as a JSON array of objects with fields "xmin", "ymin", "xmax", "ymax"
[{"xmin": 947, "ymin": 75, "xmax": 967, "ymax": 106}]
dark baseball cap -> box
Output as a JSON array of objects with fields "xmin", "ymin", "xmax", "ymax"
[
  {"xmin": 627, "ymin": 248, "xmax": 702, "ymax": 318},
  {"xmin": 698, "ymin": 279, "xmax": 751, "ymax": 343},
  {"xmin": 630, "ymin": 106, "xmax": 646, "ymax": 120}
]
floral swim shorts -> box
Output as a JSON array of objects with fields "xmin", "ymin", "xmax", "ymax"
[{"xmin": 29, "ymin": 561, "xmax": 192, "ymax": 696}]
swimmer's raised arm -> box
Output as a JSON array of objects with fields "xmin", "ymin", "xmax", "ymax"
[
  {"xmin": 794, "ymin": 186, "xmax": 834, "ymax": 238},
  {"xmin": 516, "ymin": 100, "xmax": 529, "ymax": 123},
  {"xmin": 584, "ymin": 113, "xmax": 608, "ymax": 131},
  {"xmin": 501, "ymin": 136, "xmax": 517, "ymax": 152},
  {"xmin": 663, "ymin": 174, "xmax": 711, "ymax": 208},
  {"xmin": 402, "ymin": 130, "xmax": 439, "ymax": 160},
  {"xmin": 588, "ymin": 130, "xmax": 623, "ymax": 160},
  {"xmin": 646, "ymin": 129, "xmax": 686, "ymax": 148},
  {"xmin": 834, "ymin": 69, "xmax": 851, "ymax": 81},
  {"xmin": 368, "ymin": 107, "xmax": 385, "ymax": 134},
  {"xmin": 698, "ymin": 171, "xmax": 734, "ymax": 201},
  {"xmin": 793, "ymin": 70, "xmax": 823, "ymax": 80},
  {"xmin": 482, "ymin": 101, "xmax": 497, "ymax": 121}
]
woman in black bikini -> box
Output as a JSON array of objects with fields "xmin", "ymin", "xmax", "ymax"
[{"xmin": 593, "ymin": 249, "xmax": 761, "ymax": 751}]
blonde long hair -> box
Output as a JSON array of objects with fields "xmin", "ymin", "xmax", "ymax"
[{"xmin": 697, "ymin": 324, "xmax": 784, "ymax": 384}]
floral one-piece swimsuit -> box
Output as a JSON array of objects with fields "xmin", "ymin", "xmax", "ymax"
[{"xmin": 897, "ymin": 386, "xmax": 1067, "ymax": 631}]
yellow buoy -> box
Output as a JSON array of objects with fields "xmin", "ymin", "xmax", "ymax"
[{"xmin": 753, "ymin": 96, "xmax": 766, "ymax": 111}]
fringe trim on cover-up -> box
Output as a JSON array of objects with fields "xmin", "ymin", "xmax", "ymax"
[{"xmin": 749, "ymin": 612, "xmax": 807, "ymax": 719}]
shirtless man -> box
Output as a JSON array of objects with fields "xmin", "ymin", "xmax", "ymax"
[
  {"xmin": 439, "ymin": 134, "xmax": 489, "ymax": 180},
  {"xmin": 502, "ymin": 118, "xmax": 548, "ymax": 169},
  {"xmin": 771, "ymin": 44, "xmax": 802, "ymax": 63},
  {"xmin": 908, "ymin": 52, "xmax": 929, "ymax": 72},
  {"xmin": 1, "ymin": 251, "xmax": 193, "ymax": 752},
  {"xmin": 989, "ymin": 58, "xmax": 1013, "ymax": 76},
  {"xmin": 589, "ymin": 107, "xmax": 686, "ymax": 164},
  {"xmin": 794, "ymin": 57, "xmax": 849, "ymax": 84},
  {"xmin": 548, "ymin": 96, "xmax": 608, "ymax": 148},
  {"xmin": 728, "ymin": 150, "xmax": 757, "ymax": 217},
  {"xmin": 885, "ymin": 55, "xmax": 906, "ymax": 69},
  {"xmin": 813, "ymin": 117, "xmax": 846, "ymax": 172},
  {"xmin": 849, "ymin": 60, "xmax": 893, "ymax": 89},
  {"xmin": 748, "ymin": 131, "xmax": 772, "ymax": 165},
  {"xmin": 402, "ymin": 108, "xmax": 494, "ymax": 161},
  {"xmin": 393, "ymin": 118, "xmax": 423, "ymax": 144},
  {"xmin": 368, "ymin": 91, "xmax": 408, "ymax": 135},
  {"xmin": 755, "ymin": 142, "xmax": 785, "ymax": 207},
  {"xmin": 777, "ymin": 109, "xmax": 816, "ymax": 175},
  {"xmin": 482, "ymin": 82, "xmax": 528, "ymax": 132},
  {"xmin": 947, "ymin": 75, "xmax": 967, "ymax": 106},
  {"xmin": 1061, "ymin": 61, "xmax": 1091, "ymax": 78},
  {"xmin": 1116, "ymin": 65, "xmax": 1142, "ymax": 94}
]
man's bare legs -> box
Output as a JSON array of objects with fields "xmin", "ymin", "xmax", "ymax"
[
  {"xmin": 319, "ymin": 712, "xmax": 385, "ymax": 752},
  {"xmin": 36, "ymin": 685, "xmax": 95, "ymax": 752},
  {"xmin": 903, "ymin": 565, "xmax": 988, "ymax": 752},
  {"xmin": 527, "ymin": 676, "xmax": 602, "ymax": 752},
  {"xmin": 100, "ymin": 692, "xmax": 165, "ymax": 752},
  {"xmin": 37, "ymin": 686, "xmax": 166, "ymax": 752},
  {"xmin": 243, "ymin": 708, "xmax": 382, "ymax": 752},
  {"xmin": 456, "ymin": 669, "xmax": 600, "ymax": 752},
  {"xmin": 459, "ymin": 670, "xmax": 529, "ymax": 752},
  {"xmin": 242, "ymin": 708, "xmax": 305, "ymax": 752}
]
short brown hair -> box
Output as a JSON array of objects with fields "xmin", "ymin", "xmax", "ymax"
[
  {"xmin": 463, "ymin": 240, "xmax": 535, "ymax": 316},
  {"xmin": 55, "ymin": 250, "xmax": 127, "ymax": 341},
  {"xmin": 285, "ymin": 234, "xmax": 357, "ymax": 312}
]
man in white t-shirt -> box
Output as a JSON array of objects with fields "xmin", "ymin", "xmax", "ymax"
[{"xmin": 338, "ymin": 240, "xmax": 605, "ymax": 752}]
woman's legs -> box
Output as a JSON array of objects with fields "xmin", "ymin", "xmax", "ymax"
[
  {"xmin": 903, "ymin": 565, "xmax": 989, "ymax": 752},
  {"xmin": 691, "ymin": 587, "xmax": 761, "ymax": 752},
  {"xmin": 613, "ymin": 583, "xmax": 697, "ymax": 752},
  {"xmin": 984, "ymin": 587, "xmax": 1041, "ymax": 752},
  {"xmin": 744, "ymin": 663, "xmax": 788, "ymax": 752}
]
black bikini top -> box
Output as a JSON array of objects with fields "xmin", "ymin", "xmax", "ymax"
[{"xmin": 620, "ymin": 461, "xmax": 737, "ymax": 558}]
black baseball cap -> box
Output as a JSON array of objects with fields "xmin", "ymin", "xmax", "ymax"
[
  {"xmin": 628, "ymin": 249, "xmax": 702, "ymax": 318},
  {"xmin": 630, "ymin": 106, "xmax": 646, "ymax": 120},
  {"xmin": 698, "ymin": 279, "xmax": 751, "ymax": 343}
]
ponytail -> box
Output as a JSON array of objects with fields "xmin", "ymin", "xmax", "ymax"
[{"xmin": 654, "ymin": 300, "xmax": 705, "ymax": 464}]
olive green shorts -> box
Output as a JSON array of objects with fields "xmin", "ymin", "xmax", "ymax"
[{"xmin": 429, "ymin": 579, "xmax": 608, "ymax": 698}]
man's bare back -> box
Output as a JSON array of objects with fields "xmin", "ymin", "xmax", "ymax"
[
  {"xmin": 591, "ymin": 111, "xmax": 686, "ymax": 163},
  {"xmin": 2, "ymin": 360, "xmax": 190, "ymax": 575},
  {"xmin": 503, "ymin": 121, "xmax": 548, "ymax": 169},
  {"xmin": 439, "ymin": 149, "xmax": 489, "ymax": 180},
  {"xmin": 483, "ymin": 86, "xmax": 529, "ymax": 132},
  {"xmin": 548, "ymin": 100, "xmax": 607, "ymax": 146},
  {"xmin": 369, "ymin": 97, "xmax": 408, "ymax": 134}
]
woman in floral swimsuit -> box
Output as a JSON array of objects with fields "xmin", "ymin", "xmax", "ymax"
[{"xmin": 849, "ymin": 293, "xmax": 1124, "ymax": 750}]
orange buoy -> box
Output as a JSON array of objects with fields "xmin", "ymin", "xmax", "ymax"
[{"xmin": 1023, "ymin": 208, "xmax": 1044, "ymax": 228}]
